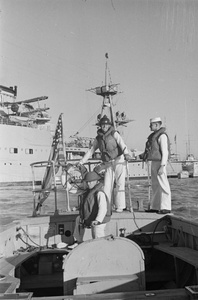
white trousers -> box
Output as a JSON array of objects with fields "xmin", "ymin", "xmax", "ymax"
[
  {"xmin": 73, "ymin": 216, "xmax": 107, "ymax": 242},
  {"xmin": 103, "ymin": 156, "xmax": 126, "ymax": 210},
  {"xmin": 150, "ymin": 161, "xmax": 171, "ymax": 211}
]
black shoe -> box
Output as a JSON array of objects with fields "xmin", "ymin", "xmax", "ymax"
[
  {"xmin": 157, "ymin": 210, "xmax": 171, "ymax": 214},
  {"xmin": 68, "ymin": 241, "xmax": 78, "ymax": 250},
  {"xmin": 145, "ymin": 209, "xmax": 158, "ymax": 213}
]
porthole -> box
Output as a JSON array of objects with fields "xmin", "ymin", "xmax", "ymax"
[{"xmin": 65, "ymin": 230, "xmax": 71, "ymax": 237}]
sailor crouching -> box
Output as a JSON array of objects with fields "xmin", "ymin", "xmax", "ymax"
[{"xmin": 68, "ymin": 171, "xmax": 111, "ymax": 249}]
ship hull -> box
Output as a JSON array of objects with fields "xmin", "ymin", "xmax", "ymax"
[
  {"xmin": 0, "ymin": 124, "xmax": 52, "ymax": 186},
  {"xmin": 0, "ymin": 126, "xmax": 183, "ymax": 186},
  {"xmin": 127, "ymin": 160, "xmax": 183, "ymax": 179}
]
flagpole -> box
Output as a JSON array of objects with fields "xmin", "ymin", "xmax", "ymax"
[
  {"xmin": 60, "ymin": 113, "xmax": 71, "ymax": 212},
  {"xmin": 174, "ymin": 135, "xmax": 178, "ymax": 160},
  {"xmin": 60, "ymin": 113, "xmax": 67, "ymax": 164}
]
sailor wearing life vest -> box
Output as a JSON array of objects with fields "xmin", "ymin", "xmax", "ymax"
[
  {"xmin": 142, "ymin": 117, "xmax": 171, "ymax": 214},
  {"xmin": 77, "ymin": 116, "xmax": 131, "ymax": 213},
  {"xmin": 68, "ymin": 171, "xmax": 110, "ymax": 249}
]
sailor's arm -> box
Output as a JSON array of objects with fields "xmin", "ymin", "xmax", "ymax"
[
  {"xmin": 92, "ymin": 191, "xmax": 107, "ymax": 225},
  {"xmin": 158, "ymin": 134, "xmax": 169, "ymax": 174},
  {"xmin": 79, "ymin": 139, "xmax": 99, "ymax": 165},
  {"xmin": 113, "ymin": 131, "xmax": 131, "ymax": 160}
]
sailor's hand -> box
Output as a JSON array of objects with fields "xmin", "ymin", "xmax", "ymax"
[
  {"xmin": 158, "ymin": 165, "xmax": 165, "ymax": 175},
  {"xmin": 135, "ymin": 155, "xmax": 143, "ymax": 160},
  {"xmin": 139, "ymin": 153, "xmax": 144, "ymax": 160},
  {"xmin": 124, "ymin": 154, "xmax": 132, "ymax": 161},
  {"xmin": 91, "ymin": 220, "xmax": 101, "ymax": 226},
  {"xmin": 76, "ymin": 162, "xmax": 82, "ymax": 168},
  {"xmin": 94, "ymin": 163, "xmax": 106, "ymax": 174}
]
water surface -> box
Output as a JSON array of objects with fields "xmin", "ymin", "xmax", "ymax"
[{"xmin": 0, "ymin": 178, "xmax": 197, "ymax": 229}]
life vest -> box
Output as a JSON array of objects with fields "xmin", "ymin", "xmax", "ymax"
[
  {"xmin": 79, "ymin": 182, "xmax": 111, "ymax": 227},
  {"xmin": 96, "ymin": 126, "xmax": 123, "ymax": 162},
  {"xmin": 142, "ymin": 127, "xmax": 171, "ymax": 162}
]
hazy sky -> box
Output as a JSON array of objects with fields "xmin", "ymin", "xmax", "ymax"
[{"xmin": 1, "ymin": 0, "xmax": 198, "ymax": 159}]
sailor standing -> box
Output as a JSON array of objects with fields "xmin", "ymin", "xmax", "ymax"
[
  {"xmin": 77, "ymin": 116, "xmax": 131, "ymax": 213},
  {"xmin": 141, "ymin": 117, "xmax": 171, "ymax": 214}
]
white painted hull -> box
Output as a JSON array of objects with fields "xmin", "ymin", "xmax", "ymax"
[
  {"xmin": 0, "ymin": 124, "xmax": 52, "ymax": 185},
  {"xmin": 126, "ymin": 160, "xmax": 183, "ymax": 179},
  {"xmin": 1, "ymin": 211, "xmax": 198, "ymax": 299},
  {"xmin": 0, "ymin": 122, "xmax": 183, "ymax": 185}
]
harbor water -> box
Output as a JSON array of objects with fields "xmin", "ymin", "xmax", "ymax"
[{"xmin": 0, "ymin": 177, "xmax": 198, "ymax": 229}]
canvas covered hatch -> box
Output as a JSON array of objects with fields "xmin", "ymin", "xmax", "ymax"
[{"xmin": 63, "ymin": 235, "xmax": 145, "ymax": 295}]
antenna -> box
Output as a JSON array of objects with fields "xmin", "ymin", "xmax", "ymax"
[{"xmin": 105, "ymin": 53, "xmax": 108, "ymax": 86}]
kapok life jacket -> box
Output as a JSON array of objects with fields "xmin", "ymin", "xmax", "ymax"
[
  {"xmin": 96, "ymin": 126, "xmax": 123, "ymax": 162},
  {"xmin": 79, "ymin": 182, "xmax": 111, "ymax": 227},
  {"xmin": 142, "ymin": 127, "xmax": 171, "ymax": 162}
]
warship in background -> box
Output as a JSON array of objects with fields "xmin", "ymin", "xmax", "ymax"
[
  {"xmin": 0, "ymin": 85, "xmax": 52, "ymax": 186},
  {"xmin": 1, "ymin": 77, "xmax": 196, "ymax": 186},
  {"xmin": 0, "ymin": 83, "xmax": 191, "ymax": 187}
]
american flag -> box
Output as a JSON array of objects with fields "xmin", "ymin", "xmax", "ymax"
[
  {"xmin": 35, "ymin": 114, "xmax": 66, "ymax": 213},
  {"xmin": 51, "ymin": 113, "xmax": 66, "ymax": 166}
]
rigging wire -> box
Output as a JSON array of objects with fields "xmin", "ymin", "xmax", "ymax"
[
  {"xmin": 17, "ymin": 227, "xmax": 41, "ymax": 247},
  {"xmin": 72, "ymin": 106, "xmax": 101, "ymax": 136}
]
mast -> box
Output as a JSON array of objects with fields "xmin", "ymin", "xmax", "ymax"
[
  {"xmin": 87, "ymin": 53, "xmax": 119, "ymax": 129},
  {"xmin": 87, "ymin": 53, "xmax": 133, "ymax": 129}
]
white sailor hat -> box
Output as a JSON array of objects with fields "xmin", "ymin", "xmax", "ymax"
[{"xmin": 150, "ymin": 117, "xmax": 162, "ymax": 123}]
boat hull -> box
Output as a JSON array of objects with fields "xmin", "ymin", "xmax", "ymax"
[{"xmin": 1, "ymin": 212, "xmax": 198, "ymax": 299}]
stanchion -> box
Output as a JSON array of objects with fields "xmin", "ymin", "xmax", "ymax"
[
  {"xmin": 61, "ymin": 167, "xmax": 71, "ymax": 212},
  {"xmin": 126, "ymin": 161, "xmax": 133, "ymax": 212},
  {"xmin": 147, "ymin": 161, "xmax": 151, "ymax": 210}
]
